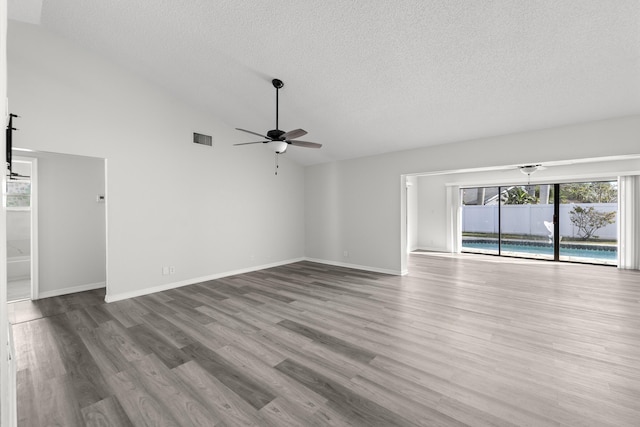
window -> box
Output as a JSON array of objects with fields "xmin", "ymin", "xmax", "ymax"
[
  {"xmin": 461, "ymin": 181, "xmax": 617, "ymax": 265},
  {"xmin": 6, "ymin": 180, "xmax": 31, "ymax": 209}
]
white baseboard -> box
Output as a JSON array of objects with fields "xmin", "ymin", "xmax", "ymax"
[
  {"xmin": 414, "ymin": 246, "xmax": 449, "ymax": 253},
  {"xmin": 37, "ymin": 281, "xmax": 106, "ymax": 299},
  {"xmin": 303, "ymin": 257, "xmax": 404, "ymax": 276},
  {"xmin": 104, "ymin": 258, "xmax": 305, "ymax": 303}
]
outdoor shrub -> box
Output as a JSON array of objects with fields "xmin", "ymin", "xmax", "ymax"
[{"xmin": 569, "ymin": 206, "xmax": 616, "ymax": 240}]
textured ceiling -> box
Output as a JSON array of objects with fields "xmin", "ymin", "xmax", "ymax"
[{"xmin": 9, "ymin": 1, "xmax": 640, "ymax": 165}]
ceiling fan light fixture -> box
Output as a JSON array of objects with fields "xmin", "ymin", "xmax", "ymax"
[
  {"xmin": 273, "ymin": 141, "xmax": 288, "ymax": 154},
  {"xmin": 520, "ymin": 165, "xmax": 539, "ymax": 175}
]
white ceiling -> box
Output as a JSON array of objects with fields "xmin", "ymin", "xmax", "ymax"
[{"xmin": 8, "ymin": 1, "xmax": 640, "ymax": 165}]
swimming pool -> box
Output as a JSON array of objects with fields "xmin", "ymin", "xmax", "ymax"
[{"xmin": 462, "ymin": 240, "xmax": 617, "ymax": 263}]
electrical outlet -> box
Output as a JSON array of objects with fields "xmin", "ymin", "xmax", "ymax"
[
  {"xmin": 162, "ymin": 266, "xmax": 169, "ymax": 275},
  {"xmin": 169, "ymin": 266, "xmax": 175, "ymax": 275},
  {"xmin": 343, "ymin": 251, "xmax": 349, "ymax": 257}
]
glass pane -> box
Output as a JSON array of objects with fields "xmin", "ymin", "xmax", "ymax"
[
  {"xmin": 559, "ymin": 181, "xmax": 617, "ymax": 265},
  {"xmin": 461, "ymin": 187, "xmax": 499, "ymax": 255},
  {"xmin": 499, "ymin": 185, "xmax": 554, "ymax": 260},
  {"xmin": 6, "ymin": 180, "xmax": 31, "ymax": 208}
]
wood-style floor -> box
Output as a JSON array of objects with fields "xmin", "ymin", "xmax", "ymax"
[{"xmin": 9, "ymin": 253, "xmax": 640, "ymax": 426}]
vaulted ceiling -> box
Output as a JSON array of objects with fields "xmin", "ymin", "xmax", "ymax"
[{"xmin": 8, "ymin": 1, "xmax": 640, "ymax": 165}]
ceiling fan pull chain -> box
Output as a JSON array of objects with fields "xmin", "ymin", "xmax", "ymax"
[{"xmin": 275, "ymin": 152, "xmax": 279, "ymax": 175}]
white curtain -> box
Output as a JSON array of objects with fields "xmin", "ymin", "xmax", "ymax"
[
  {"xmin": 618, "ymin": 175, "xmax": 640, "ymax": 270},
  {"xmin": 446, "ymin": 185, "xmax": 461, "ymax": 253}
]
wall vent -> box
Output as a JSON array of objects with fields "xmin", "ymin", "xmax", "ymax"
[{"xmin": 193, "ymin": 132, "xmax": 212, "ymax": 146}]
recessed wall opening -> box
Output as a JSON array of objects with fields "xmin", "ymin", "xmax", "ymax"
[{"xmin": 402, "ymin": 154, "xmax": 640, "ymax": 274}]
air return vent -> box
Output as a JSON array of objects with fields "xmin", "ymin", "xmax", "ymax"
[{"xmin": 193, "ymin": 132, "xmax": 212, "ymax": 146}]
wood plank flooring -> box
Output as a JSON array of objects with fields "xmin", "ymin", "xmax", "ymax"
[{"xmin": 9, "ymin": 253, "xmax": 640, "ymax": 426}]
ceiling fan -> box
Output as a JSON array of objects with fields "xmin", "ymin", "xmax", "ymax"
[
  {"xmin": 519, "ymin": 164, "xmax": 544, "ymax": 175},
  {"xmin": 519, "ymin": 164, "xmax": 545, "ymax": 184},
  {"xmin": 234, "ymin": 79, "xmax": 322, "ymax": 154}
]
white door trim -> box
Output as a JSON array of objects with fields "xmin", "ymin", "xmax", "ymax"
[{"xmin": 13, "ymin": 156, "xmax": 38, "ymax": 300}]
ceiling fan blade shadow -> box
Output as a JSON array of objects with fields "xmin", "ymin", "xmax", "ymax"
[
  {"xmin": 281, "ymin": 128, "xmax": 307, "ymax": 140},
  {"xmin": 236, "ymin": 128, "xmax": 270, "ymax": 139},
  {"xmin": 289, "ymin": 140, "xmax": 322, "ymax": 149},
  {"xmin": 233, "ymin": 141, "xmax": 269, "ymax": 146}
]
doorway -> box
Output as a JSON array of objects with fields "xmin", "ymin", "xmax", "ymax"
[
  {"xmin": 6, "ymin": 156, "xmax": 37, "ymax": 301},
  {"xmin": 6, "ymin": 150, "xmax": 107, "ymax": 302}
]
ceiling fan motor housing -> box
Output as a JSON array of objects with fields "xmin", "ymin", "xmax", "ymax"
[{"xmin": 267, "ymin": 129, "xmax": 286, "ymax": 140}]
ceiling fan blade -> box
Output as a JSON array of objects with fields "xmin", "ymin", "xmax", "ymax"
[
  {"xmin": 281, "ymin": 128, "xmax": 307, "ymax": 140},
  {"xmin": 236, "ymin": 128, "xmax": 270, "ymax": 139},
  {"xmin": 289, "ymin": 140, "xmax": 322, "ymax": 149},
  {"xmin": 233, "ymin": 141, "xmax": 269, "ymax": 146}
]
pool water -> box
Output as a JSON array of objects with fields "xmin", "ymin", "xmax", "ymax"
[{"xmin": 462, "ymin": 240, "xmax": 617, "ymax": 262}]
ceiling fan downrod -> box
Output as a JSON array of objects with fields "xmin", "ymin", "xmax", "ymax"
[{"xmin": 273, "ymin": 79, "xmax": 283, "ymax": 130}]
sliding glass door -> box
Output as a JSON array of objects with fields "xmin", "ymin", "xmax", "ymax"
[
  {"xmin": 499, "ymin": 185, "xmax": 554, "ymax": 260},
  {"xmin": 461, "ymin": 181, "xmax": 617, "ymax": 265},
  {"xmin": 461, "ymin": 187, "xmax": 500, "ymax": 255},
  {"xmin": 558, "ymin": 181, "xmax": 617, "ymax": 265}
]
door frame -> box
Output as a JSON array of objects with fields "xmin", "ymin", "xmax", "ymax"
[{"xmin": 11, "ymin": 155, "xmax": 38, "ymax": 299}]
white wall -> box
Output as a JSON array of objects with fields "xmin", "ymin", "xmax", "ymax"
[
  {"xmin": 305, "ymin": 156, "xmax": 404, "ymax": 274},
  {"xmin": 8, "ymin": 21, "xmax": 305, "ymax": 301},
  {"xmin": 29, "ymin": 152, "xmax": 106, "ymax": 297},
  {"xmin": 416, "ymin": 175, "xmax": 448, "ymax": 251},
  {"xmin": 306, "ymin": 117, "xmax": 640, "ymax": 273},
  {"xmin": 405, "ymin": 176, "xmax": 418, "ymax": 252}
]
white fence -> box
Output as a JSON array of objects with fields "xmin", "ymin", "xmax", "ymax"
[{"xmin": 462, "ymin": 203, "xmax": 618, "ymax": 239}]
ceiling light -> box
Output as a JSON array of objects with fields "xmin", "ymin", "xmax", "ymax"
[
  {"xmin": 520, "ymin": 165, "xmax": 539, "ymax": 175},
  {"xmin": 273, "ymin": 141, "xmax": 288, "ymax": 154}
]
